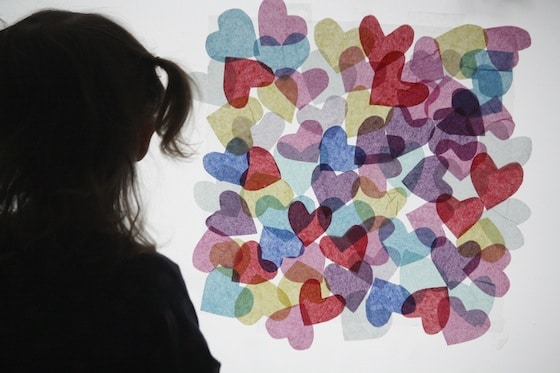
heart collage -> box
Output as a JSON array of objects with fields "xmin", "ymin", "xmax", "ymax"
[{"xmin": 193, "ymin": 0, "xmax": 531, "ymax": 349}]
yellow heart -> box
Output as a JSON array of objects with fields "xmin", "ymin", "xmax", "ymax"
[
  {"xmin": 457, "ymin": 217, "xmax": 505, "ymax": 248},
  {"xmin": 240, "ymin": 179, "xmax": 294, "ymax": 217},
  {"xmin": 354, "ymin": 185, "xmax": 407, "ymax": 219},
  {"xmin": 435, "ymin": 24, "xmax": 486, "ymax": 79},
  {"xmin": 345, "ymin": 90, "xmax": 392, "ymax": 138},
  {"xmin": 237, "ymin": 281, "xmax": 292, "ymax": 325},
  {"xmin": 207, "ymin": 98, "xmax": 263, "ymax": 148},
  {"xmin": 258, "ymin": 83, "xmax": 296, "ymax": 122},
  {"xmin": 315, "ymin": 18, "xmax": 362, "ymax": 73}
]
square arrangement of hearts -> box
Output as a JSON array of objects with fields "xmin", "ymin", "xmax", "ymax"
[{"xmin": 192, "ymin": 0, "xmax": 531, "ymax": 349}]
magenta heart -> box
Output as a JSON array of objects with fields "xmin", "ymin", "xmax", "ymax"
[
  {"xmin": 324, "ymin": 261, "xmax": 373, "ymax": 312},
  {"xmin": 277, "ymin": 120, "xmax": 323, "ymax": 162},
  {"xmin": 265, "ymin": 305, "xmax": 314, "ymax": 350},
  {"xmin": 311, "ymin": 166, "xmax": 359, "ymax": 210},
  {"xmin": 405, "ymin": 36, "xmax": 444, "ymax": 82},
  {"xmin": 258, "ymin": 0, "xmax": 307, "ymax": 44},
  {"xmin": 443, "ymin": 297, "xmax": 490, "ymax": 345},
  {"xmin": 206, "ymin": 191, "xmax": 257, "ymax": 236}
]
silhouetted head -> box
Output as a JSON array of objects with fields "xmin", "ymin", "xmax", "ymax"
[{"xmin": 0, "ymin": 10, "xmax": 194, "ymax": 254}]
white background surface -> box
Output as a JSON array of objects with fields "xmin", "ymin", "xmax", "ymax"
[{"xmin": 2, "ymin": 0, "xmax": 558, "ymax": 371}]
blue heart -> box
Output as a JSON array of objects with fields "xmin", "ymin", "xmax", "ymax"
[
  {"xmin": 206, "ymin": 9, "xmax": 257, "ymax": 62},
  {"xmin": 365, "ymin": 279, "xmax": 410, "ymax": 327},
  {"xmin": 259, "ymin": 226, "xmax": 304, "ymax": 267},
  {"xmin": 203, "ymin": 150, "xmax": 248, "ymax": 186},
  {"xmin": 320, "ymin": 126, "xmax": 365, "ymax": 172}
]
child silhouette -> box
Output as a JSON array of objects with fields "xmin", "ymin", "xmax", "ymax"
[{"xmin": 0, "ymin": 9, "xmax": 220, "ymax": 372}]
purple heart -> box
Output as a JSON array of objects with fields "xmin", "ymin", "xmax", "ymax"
[
  {"xmin": 431, "ymin": 237, "xmax": 480, "ymax": 289},
  {"xmin": 434, "ymin": 89, "xmax": 485, "ymax": 137},
  {"xmin": 311, "ymin": 165, "xmax": 359, "ymax": 210},
  {"xmin": 386, "ymin": 108, "xmax": 435, "ymax": 156},
  {"xmin": 206, "ymin": 191, "xmax": 257, "ymax": 236},
  {"xmin": 402, "ymin": 155, "xmax": 451, "ymax": 202},
  {"xmin": 405, "ymin": 36, "xmax": 444, "ymax": 82},
  {"xmin": 324, "ymin": 261, "xmax": 373, "ymax": 312}
]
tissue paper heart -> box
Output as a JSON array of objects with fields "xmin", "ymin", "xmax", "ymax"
[
  {"xmin": 402, "ymin": 287, "xmax": 450, "ymax": 334},
  {"xmin": 324, "ymin": 261, "xmax": 373, "ymax": 311},
  {"xmin": 244, "ymin": 147, "xmax": 282, "ymax": 191},
  {"xmin": 224, "ymin": 57, "xmax": 275, "ymax": 108},
  {"xmin": 320, "ymin": 225, "xmax": 368, "ymax": 269},
  {"xmin": 299, "ymin": 279, "xmax": 346, "ymax": 325},
  {"xmin": 470, "ymin": 152, "xmax": 523, "ymax": 209},
  {"xmin": 206, "ymin": 191, "xmax": 257, "ymax": 236},
  {"xmin": 436, "ymin": 194, "xmax": 484, "ymax": 238},
  {"xmin": 288, "ymin": 200, "xmax": 332, "ymax": 246}
]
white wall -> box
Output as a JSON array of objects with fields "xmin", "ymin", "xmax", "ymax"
[{"xmin": 2, "ymin": 0, "xmax": 558, "ymax": 371}]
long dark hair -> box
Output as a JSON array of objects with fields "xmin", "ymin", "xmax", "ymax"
[{"xmin": 0, "ymin": 10, "xmax": 193, "ymax": 261}]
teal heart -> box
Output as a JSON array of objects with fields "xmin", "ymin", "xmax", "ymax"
[
  {"xmin": 274, "ymin": 149, "xmax": 318, "ymax": 195},
  {"xmin": 201, "ymin": 267, "xmax": 254, "ymax": 318},
  {"xmin": 379, "ymin": 219, "xmax": 434, "ymax": 266},
  {"xmin": 326, "ymin": 200, "xmax": 374, "ymax": 237},
  {"xmin": 255, "ymin": 195, "xmax": 291, "ymax": 231},
  {"xmin": 206, "ymin": 9, "xmax": 257, "ymax": 62}
]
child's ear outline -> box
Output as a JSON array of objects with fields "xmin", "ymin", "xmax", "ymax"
[{"xmin": 136, "ymin": 121, "xmax": 155, "ymax": 161}]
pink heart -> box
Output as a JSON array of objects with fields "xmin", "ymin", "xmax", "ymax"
[
  {"xmin": 193, "ymin": 229, "xmax": 239, "ymax": 272},
  {"xmin": 443, "ymin": 297, "xmax": 490, "ymax": 345},
  {"xmin": 406, "ymin": 202, "xmax": 446, "ymax": 239},
  {"xmin": 297, "ymin": 95, "xmax": 346, "ymax": 131},
  {"xmin": 277, "ymin": 120, "xmax": 323, "ymax": 162},
  {"xmin": 258, "ymin": 0, "xmax": 307, "ymax": 43},
  {"xmin": 266, "ymin": 305, "xmax": 314, "ymax": 350},
  {"xmin": 339, "ymin": 46, "xmax": 373, "ymax": 92},
  {"xmin": 281, "ymin": 243, "xmax": 326, "ymax": 283},
  {"xmin": 467, "ymin": 244, "xmax": 511, "ymax": 297},
  {"xmin": 275, "ymin": 69, "xmax": 329, "ymax": 109}
]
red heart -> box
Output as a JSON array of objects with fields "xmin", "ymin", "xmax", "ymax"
[
  {"xmin": 402, "ymin": 287, "xmax": 450, "ymax": 334},
  {"xmin": 233, "ymin": 241, "xmax": 278, "ymax": 284},
  {"xmin": 299, "ymin": 279, "xmax": 345, "ymax": 325},
  {"xmin": 436, "ymin": 194, "xmax": 484, "ymax": 237},
  {"xmin": 470, "ymin": 153, "xmax": 523, "ymax": 209},
  {"xmin": 319, "ymin": 225, "xmax": 368, "ymax": 269},
  {"xmin": 288, "ymin": 201, "xmax": 332, "ymax": 246},
  {"xmin": 243, "ymin": 147, "xmax": 282, "ymax": 191},
  {"xmin": 224, "ymin": 57, "xmax": 275, "ymax": 108},
  {"xmin": 370, "ymin": 51, "xmax": 429, "ymax": 107},
  {"xmin": 359, "ymin": 15, "xmax": 414, "ymax": 69}
]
